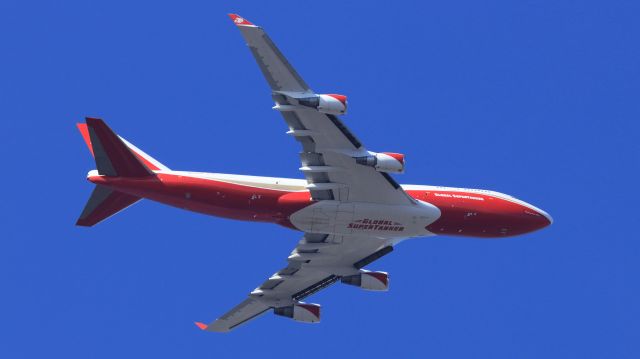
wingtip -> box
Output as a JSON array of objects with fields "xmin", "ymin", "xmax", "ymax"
[
  {"xmin": 194, "ymin": 321, "xmax": 208, "ymax": 330},
  {"xmin": 228, "ymin": 13, "xmax": 255, "ymax": 27}
]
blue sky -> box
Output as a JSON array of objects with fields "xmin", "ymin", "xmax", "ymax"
[{"xmin": 1, "ymin": 0, "xmax": 639, "ymax": 358}]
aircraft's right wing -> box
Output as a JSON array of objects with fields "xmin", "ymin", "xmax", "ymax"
[{"xmin": 196, "ymin": 233, "xmax": 394, "ymax": 332}]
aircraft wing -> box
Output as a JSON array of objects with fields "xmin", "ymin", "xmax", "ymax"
[
  {"xmin": 197, "ymin": 233, "xmax": 393, "ymax": 332},
  {"xmin": 229, "ymin": 14, "xmax": 414, "ymax": 206}
]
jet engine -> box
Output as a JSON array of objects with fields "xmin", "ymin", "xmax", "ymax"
[
  {"xmin": 341, "ymin": 270, "xmax": 389, "ymax": 291},
  {"xmin": 354, "ymin": 152, "xmax": 405, "ymax": 173},
  {"xmin": 297, "ymin": 94, "xmax": 348, "ymax": 115},
  {"xmin": 274, "ymin": 302, "xmax": 321, "ymax": 323}
]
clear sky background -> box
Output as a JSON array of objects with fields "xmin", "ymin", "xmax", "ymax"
[{"xmin": 1, "ymin": 1, "xmax": 638, "ymax": 358}]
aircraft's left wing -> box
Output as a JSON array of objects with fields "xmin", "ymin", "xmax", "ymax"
[
  {"xmin": 228, "ymin": 14, "xmax": 415, "ymax": 206},
  {"xmin": 196, "ymin": 233, "xmax": 393, "ymax": 332},
  {"xmin": 227, "ymin": 14, "xmax": 310, "ymax": 93}
]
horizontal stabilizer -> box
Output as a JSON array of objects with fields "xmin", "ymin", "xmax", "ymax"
[{"xmin": 76, "ymin": 185, "xmax": 141, "ymax": 227}]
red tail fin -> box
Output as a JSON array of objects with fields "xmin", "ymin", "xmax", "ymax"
[
  {"xmin": 77, "ymin": 122, "xmax": 169, "ymax": 172},
  {"xmin": 76, "ymin": 186, "xmax": 141, "ymax": 227},
  {"xmin": 80, "ymin": 117, "xmax": 152, "ymax": 177}
]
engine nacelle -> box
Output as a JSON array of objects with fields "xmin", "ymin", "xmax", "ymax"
[
  {"xmin": 273, "ymin": 302, "xmax": 321, "ymax": 323},
  {"xmin": 341, "ymin": 270, "xmax": 389, "ymax": 291},
  {"xmin": 297, "ymin": 94, "xmax": 347, "ymax": 115},
  {"xmin": 354, "ymin": 152, "xmax": 405, "ymax": 173}
]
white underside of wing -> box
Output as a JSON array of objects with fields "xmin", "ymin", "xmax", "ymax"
[{"xmin": 202, "ymin": 233, "xmax": 396, "ymax": 332}]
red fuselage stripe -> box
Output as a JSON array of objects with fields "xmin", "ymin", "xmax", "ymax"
[{"xmin": 88, "ymin": 173, "xmax": 550, "ymax": 237}]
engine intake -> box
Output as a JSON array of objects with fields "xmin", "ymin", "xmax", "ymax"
[
  {"xmin": 298, "ymin": 94, "xmax": 347, "ymax": 115},
  {"xmin": 274, "ymin": 302, "xmax": 321, "ymax": 323},
  {"xmin": 341, "ymin": 270, "xmax": 389, "ymax": 291},
  {"xmin": 355, "ymin": 152, "xmax": 405, "ymax": 173}
]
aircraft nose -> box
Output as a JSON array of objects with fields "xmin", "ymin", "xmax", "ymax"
[
  {"xmin": 538, "ymin": 208, "xmax": 553, "ymax": 226},
  {"xmin": 522, "ymin": 204, "xmax": 553, "ymax": 232}
]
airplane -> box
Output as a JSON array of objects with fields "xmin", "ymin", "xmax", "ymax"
[{"xmin": 76, "ymin": 13, "xmax": 552, "ymax": 332}]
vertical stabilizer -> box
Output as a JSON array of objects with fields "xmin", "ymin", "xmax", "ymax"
[{"xmin": 80, "ymin": 117, "xmax": 153, "ymax": 177}]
